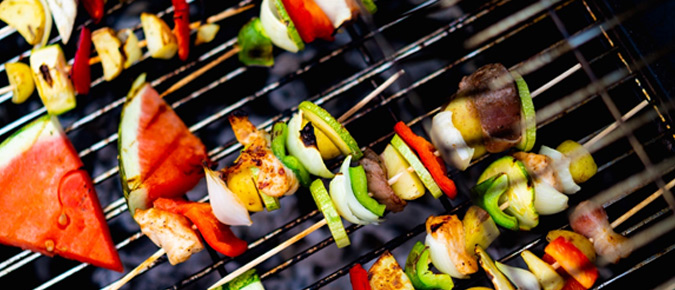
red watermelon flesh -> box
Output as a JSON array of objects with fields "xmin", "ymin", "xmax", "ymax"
[
  {"xmin": 0, "ymin": 115, "xmax": 123, "ymax": 272},
  {"xmin": 119, "ymin": 83, "xmax": 207, "ymax": 216}
]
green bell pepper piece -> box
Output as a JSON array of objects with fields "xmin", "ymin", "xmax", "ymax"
[
  {"xmin": 271, "ymin": 121, "xmax": 311, "ymax": 187},
  {"xmin": 405, "ymin": 241, "xmax": 455, "ymax": 290},
  {"xmin": 349, "ymin": 165, "xmax": 386, "ymax": 217},
  {"xmin": 237, "ymin": 17, "xmax": 274, "ymax": 67},
  {"xmin": 471, "ymin": 173, "xmax": 519, "ymax": 231}
]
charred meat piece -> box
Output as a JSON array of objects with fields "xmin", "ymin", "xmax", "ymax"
[
  {"xmin": 227, "ymin": 112, "xmax": 299, "ymax": 197},
  {"xmin": 569, "ymin": 200, "xmax": 633, "ymax": 263},
  {"xmin": 359, "ymin": 148, "xmax": 407, "ymax": 212},
  {"xmin": 458, "ymin": 63, "xmax": 521, "ymax": 153}
]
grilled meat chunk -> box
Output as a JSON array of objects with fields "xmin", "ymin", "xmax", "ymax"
[
  {"xmin": 458, "ymin": 63, "xmax": 521, "ymax": 153},
  {"xmin": 513, "ymin": 151, "xmax": 563, "ymax": 192},
  {"xmin": 359, "ymin": 148, "xmax": 407, "ymax": 212},
  {"xmin": 227, "ymin": 112, "xmax": 299, "ymax": 197},
  {"xmin": 569, "ymin": 200, "xmax": 633, "ymax": 263},
  {"xmin": 426, "ymin": 215, "xmax": 478, "ymax": 276},
  {"xmin": 134, "ymin": 208, "xmax": 204, "ymax": 265}
]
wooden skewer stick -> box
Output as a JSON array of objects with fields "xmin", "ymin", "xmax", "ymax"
[
  {"xmin": 610, "ymin": 178, "xmax": 675, "ymax": 229},
  {"xmin": 88, "ymin": 4, "xmax": 255, "ymax": 66},
  {"xmin": 208, "ymin": 218, "xmax": 328, "ymax": 290},
  {"xmin": 0, "ymin": 85, "xmax": 12, "ymax": 95},
  {"xmin": 103, "ymin": 248, "xmax": 166, "ymax": 290},
  {"xmin": 338, "ymin": 70, "xmax": 405, "ymax": 123},
  {"xmin": 159, "ymin": 46, "xmax": 240, "ymax": 98}
]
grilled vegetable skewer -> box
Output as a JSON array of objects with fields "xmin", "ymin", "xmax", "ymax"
[{"xmin": 0, "ymin": 4, "xmax": 253, "ymax": 111}]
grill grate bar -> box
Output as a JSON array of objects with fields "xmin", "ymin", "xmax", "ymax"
[
  {"xmin": 594, "ymin": 242, "xmax": 675, "ymax": 290},
  {"xmin": 547, "ymin": 0, "xmax": 675, "ymax": 212}
]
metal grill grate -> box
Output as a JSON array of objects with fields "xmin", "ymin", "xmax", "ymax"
[{"xmin": 0, "ymin": 0, "xmax": 673, "ymax": 289}]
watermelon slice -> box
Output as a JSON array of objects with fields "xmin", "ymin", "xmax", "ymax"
[
  {"xmin": 0, "ymin": 115, "xmax": 123, "ymax": 272},
  {"xmin": 118, "ymin": 81, "xmax": 208, "ymax": 216}
]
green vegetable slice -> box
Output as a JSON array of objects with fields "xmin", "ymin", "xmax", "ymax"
[
  {"xmin": 349, "ymin": 165, "xmax": 385, "ymax": 217},
  {"xmin": 391, "ymin": 134, "xmax": 443, "ymax": 198},
  {"xmin": 359, "ymin": 0, "xmax": 377, "ymax": 14},
  {"xmin": 471, "ymin": 173, "xmax": 519, "ymax": 231},
  {"xmin": 512, "ymin": 72, "xmax": 536, "ymax": 152},
  {"xmin": 215, "ymin": 269, "xmax": 265, "ymax": 290},
  {"xmin": 237, "ymin": 17, "xmax": 274, "ymax": 67},
  {"xmin": 298, "ymin": 101, "xmax": 363, "ymax": 160},
  {"xmin": 271, "ymin": 121, "xmax": 311, "ymax": 187},
  {"xmin": 250, "ymin": 167, "xmax": 280, "ymax": 211},
  {"xmin": 478, "ymin": 156, "xmax": 538, "ymax": 230},
  {"xmin": 310, "ymin": 179, "xmax": 350, "ymax": 248},
  {"xmin": 405, "ymin": 241, "xmax": 454, "ymax": 290}
]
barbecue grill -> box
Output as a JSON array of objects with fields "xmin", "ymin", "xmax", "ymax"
[{"xmin": 0, "ymin": 0, "xmax": 674, "ymax": 289}]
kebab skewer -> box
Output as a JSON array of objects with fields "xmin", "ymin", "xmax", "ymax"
[{"xmin": 0, "ymin": 3, "xmax": 253, "ymax": 111}]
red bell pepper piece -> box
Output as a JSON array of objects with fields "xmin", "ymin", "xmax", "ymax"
[
  {"xmin": 349, "ymin": 263, "xmax": 372, "ymax": 290},
  {"xmin": 172, "ymin": 0, "xmax": 190, "ymax": 61},
  {"xmin": 280, "ymin": 0, "xmax": 334, "ymax": 43},
  {"xmin": 153, "ymin": 198, "xmax": 248, "ymax": 257},
  {"xmin": 393, "ymin": 121, "xmax": 457, "ymax": 199},
  {"xmin": 82, "ymin": 0, "xmax": 104, "ymax": 23},
  {"xmin": 70, "ymin": 27, "xmax": 92, "ymax": 95},
  {"xmin": 545, "ymin": 236, "xmax": 598, "ymax": 289}
]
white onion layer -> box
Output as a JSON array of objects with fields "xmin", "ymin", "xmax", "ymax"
[
  {"xmin": 430, "ymin": 111, "xmax": 474, "ymax": 171},
  {"xmin": 533, "ymin": 179, "xmax": 569, "ymax": 215},
  {"xmin": 425, "ymin": 234, "xmax": 469, "ymax": 279},
  {"xmin": 205, "ymin": 167, "xmax": 252, "ymax": 226}
]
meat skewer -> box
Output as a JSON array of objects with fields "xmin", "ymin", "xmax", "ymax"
[{"xmin": 104, "ymin": 69, "xmax": 404, "ymax": 290}]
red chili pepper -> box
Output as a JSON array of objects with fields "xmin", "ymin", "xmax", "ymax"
[
  {"xmin": 545, "ymin": 236, "xmax": 598, "ymax": 289},
  {"xmin": 70, "ymin": 27, "xmax": 91, "ymax": 95},
  {"xmin": 349, "ymin": 263, "xmax": 372, "ymax": 290},
  {"xmin": 82, "ymin": 0, "xmax": 104, "ymax": 23},
  {"xmin": 171, "ymin": 0, "xmax": 191, "ymax": 61},
  {"xmin": 154, "ymin": 198, "xmax": 248, "ymax": 257},
  {"xmin": 393, "ymin": 121, "xmax": 457, "ymax": 199},
  {"xmin": 281, "ymin": 0, "xmax": 334, "ymax": 43}
]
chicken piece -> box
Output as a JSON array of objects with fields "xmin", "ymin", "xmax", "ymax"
[
  {"xmin": 569, "ymin": 200, "xmax": 633, "ymax": 263},
  {"xmin": 134, "ymin": 208, "xmax": 204, "ymax": 265},
  {"xmin": 228, "ymin": 111, "xmax": 268, "ymax": 147},
  {"xmin": 227, "ymin": 112, "xmax": 299, "ymax": 197},
  {"xmin": 359, "ymin": 148, "xmax": 407, "ymax": 212},
  {"xmin": 426, "ymin": 215, "xmax": 478, "ymax": 276},
  {"xmin": 513, "ymin": 151, "xmax": 563, "ymax": 192},
  {"xmin": 459, "ymin": 63, "xmax": 521, "ymax": 153}
]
